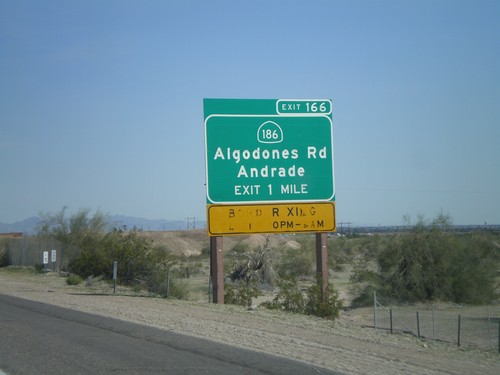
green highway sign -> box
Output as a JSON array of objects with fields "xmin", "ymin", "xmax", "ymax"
[{"xmin": 204, "ymin": 98, "xmax": 335, "ymax": 205}]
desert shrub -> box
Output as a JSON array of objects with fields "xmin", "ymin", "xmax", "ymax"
[
  {"xmin": 174, "ymin": 257, "xmax": 204, "ymax": 279},
  {"xmin": 168, "ymin": 279, "xmax": 190, "ymax": 300},
  {"xmin": 224, "ymin": 283, "xmax": 237, "ymax": 304},
  {"xmin": 68, "ymin": 246, "xmax": 107, "ymax": 277},
  {"xmin": 41, "ymin": 209, "xmax": 178, "ymax": 294},
  {"xmin": 352, "ymin": 215, "xmax": 500, "ymax": 305},
  {"xmin": 275, "ymin": 247, "xmax": 313, "ymax": 279},
  {"xmin": 294, "ymin": 234, "xmax": 315, "ymax": 250},
  {"xmin": 142, "ymin": 267, "xmax": 167, "ymax": 295},
  {"xmin": 350, "ymin": 283, "xmax": 379, "ymax": 308},
  {"xmin": 201, "ymin": 244, "xmax": 210, "ymax": 256},
  {"xmin": 446, "ymin": 232, "xmax": 499, "ymax": 304},
  {"xmin": 226, "ymin": 237, "xmax": 276, "ymax": 286},
  {"xmin": 224, "ymin": 241, "xmax": 250, "ymax": 276},
  {"xmin": 38, "ymin": 208, "xmax": 164, "ymax": 282},
  {"xmin": 349, "ymin": 255, "xmax": 377, "ymax": 283},
  {"xmin": 132, "ymin": 284, "xmax": 142, "ymax": 293},
  {"xmin": 37, "ymin": 207, "xmax": 106, "ymax": 252},
  {"xmin": 0, "ymin": 239, "xmax": 7, "ymax": 267},
  {"xmin": 0, "ymin": 249, "xmax": 7, "ymax": 267},
  {"xmin": 305, "ymin": 277, "xmax": 343, "ymax": 320},
  {"xmin": 142, "ymin": 267, "xmax": 189, "ymax": 299},
  {"xmin": 34, "ymin": 263, "xmax": 45, "ymax": 273},
  {"xmin": 66, "ymin": 274, "xmax": 83, "ymax": 285},
  {"xmin": 330, "ymin": 234, "xmax": 383, "ymax": 263},
  {"xmin": 264, "ymin": 276, "xmax": 305, "ymax": 313},
  {"xmin": 69, "ymin": 229, "xmax": 174, "ymax": 283},
  {"xmin": 224, "ymin": 279, "xmax": 261, "ymax": 307},
  {"xmin": 330, "ymin": 251, "xmax": 348, "ymax": 272},
  {"xmin": 262, "ymin": 276, "xmax": 343, "ymax": 320}
]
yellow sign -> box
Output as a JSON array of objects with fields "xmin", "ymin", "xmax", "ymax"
[{"xmin": 207, "ymin": 202, "xmax": 336, "ymax": 236}]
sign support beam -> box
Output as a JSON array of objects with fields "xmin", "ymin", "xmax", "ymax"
[
  {"xmin": 316, "ymin": 233, "xmax": 329, "ymax": 302},
  {"xmin": 210, "ymin": 236, "xmax": 224, "ymax": 304}
]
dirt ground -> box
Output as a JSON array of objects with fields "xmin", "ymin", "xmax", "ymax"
[{"xmin": 0, "ymin": 269, "xmax": 498, "ymax": 375}]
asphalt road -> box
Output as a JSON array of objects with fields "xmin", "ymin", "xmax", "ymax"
[{"xmin": 0, "ymin": 294, "xmax": 342, "ymax": 375}]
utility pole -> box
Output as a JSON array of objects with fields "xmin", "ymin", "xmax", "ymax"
[
  {"xmin": 338, "ymin": 221, "xmax": 352, "ymax": 235},
  {"xmin": 185, "ymin": 217, "xmax": 197, "ymax": 230}
]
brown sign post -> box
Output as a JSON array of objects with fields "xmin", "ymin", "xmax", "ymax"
[
  {"xmin": 210, "ymin": 236, "xmax": 224, "ymax": 304},
  {"xmin": 316, "ymin": 233, "xmax": 329, "ymax": 301}
]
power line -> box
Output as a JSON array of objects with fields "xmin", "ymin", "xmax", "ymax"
[
  {"xmin": 185, "ymin": 217, "xmax": 197, "ymax": 230},
  {"xmin": 338, "ymin": 221, "xmax": 352, "ymax": 235}
]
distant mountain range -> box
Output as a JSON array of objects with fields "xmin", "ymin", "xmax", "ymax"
[
  {"xmin": 0, "ymin": 216, "xmax": 207, "ymax": 235},
  {"xmin": 0, "ymin": 217, "xmax": 41, "ymax": 235}
]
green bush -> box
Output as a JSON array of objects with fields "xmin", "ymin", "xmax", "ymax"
[
  {"xmin": 305, "ymin": 277, "xmax": 343, "ymax": 320},
  {"xmin": 268, "ymin": 276, "xmax": 305, "ymax": 313},
  {"xmin": 0, "ymin": 249, "xmax": 7, "ymax": 268},
  {"xmin": 262, "ymin": 276, "xmax": 343, "ymax": 320},
  {"xmin": 273, "ymin": 276, "xmax": 305, "ymax": 313},
  {"xmin": 224, "ymin": 283, "xmax": 238, "ymax": 304},
  {"xmin": 68, "ymin": 229, "xmax": 177, "ymax": 288},
  {"xmin": 142, "ymin": 267, "xmax": 189, "ymax": 299},
  {"xmin": 38, "ymin": 209, "xmax": 166, "ymax": 283},
  {"xmin": 168, "ymin": 279, "xmax": 190, "ymax": 300},
  {"xmin": 66, "ymin": 274, "xmax": 83, "ymax": 285},
  {"xmin": 143, "ymin": 267, "xmax": 169, "ymax": 296},
  {"xmin": 224, "ymin": 280, "xmax": 261, "ymax": 307},
  {"xmin": 351, "ymin": 283, "xmax": 379, "ymax": 308},
  {"xmin": 34, "ymin": 263, "xmax": 45, "ymax": 273},
  {"xmin": 275, "ymin": 248, "xmax": 313, "ymax": 279},
  {"xmin": 352, "ymin": 215, "xmax": 500, "ymax": 305}
]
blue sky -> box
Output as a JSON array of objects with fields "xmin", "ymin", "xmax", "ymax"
[{"xmin": 1, "ymin": 0, "xmax": 499, "ymax": 227}]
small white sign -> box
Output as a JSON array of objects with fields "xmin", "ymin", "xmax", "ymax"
[
  {"xmin": 43, "ymin": 251, "xmax": 49, "ymax": 264},
  {"xmin": 51, "ymin": 250, "xmax": 56, "ymax": 263}
]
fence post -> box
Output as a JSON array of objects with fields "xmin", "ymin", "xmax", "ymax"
[
  {"xmin": 432, "ymin": 304, "xmax": 435, "ymax": 341},
  {"xmin": 416, "ymin": 311, "xmax": 421, "ymax": 340},
  {"xmin": 390, "ymin": 309, "xmax": 393, "ymax": 334},
  {"xmin": 166, "ymin": 267, "xmax": 171, "ymax": 298},
  {"xmin": 373, "ymin": 291, "xmax": 377, "ymax": 330},
  {"xmin": 126, "ymin": 259, "xmax": 131, "ymax": 284},
  {"xmin": 487, "ymin": 306, "xmax": 492, "ymax": 348},
  {"xmin": 113, "ymin": 260, "xmax": 117, "ymax": 293},
  {"xmin": 457, "ymin": 314, "xmax": 461, "ymax": 347}
]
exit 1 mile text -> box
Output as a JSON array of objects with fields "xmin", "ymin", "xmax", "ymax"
[{"xmin": 234, "ymin": 183, "xmax": 308, "ymax": 196}]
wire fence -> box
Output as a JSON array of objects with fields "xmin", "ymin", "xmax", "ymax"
[
  {"xmin": 373, "ymin": 292, "xmax": 500, "ymax": 352},
  {"xmin": 3, "ymin": 237, "xmax": 81, "ymax": 272}
]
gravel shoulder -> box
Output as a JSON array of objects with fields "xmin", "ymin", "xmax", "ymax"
[{"xmin": 1, "ymin": 270, "xmax": 498, "ymax": 375}]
